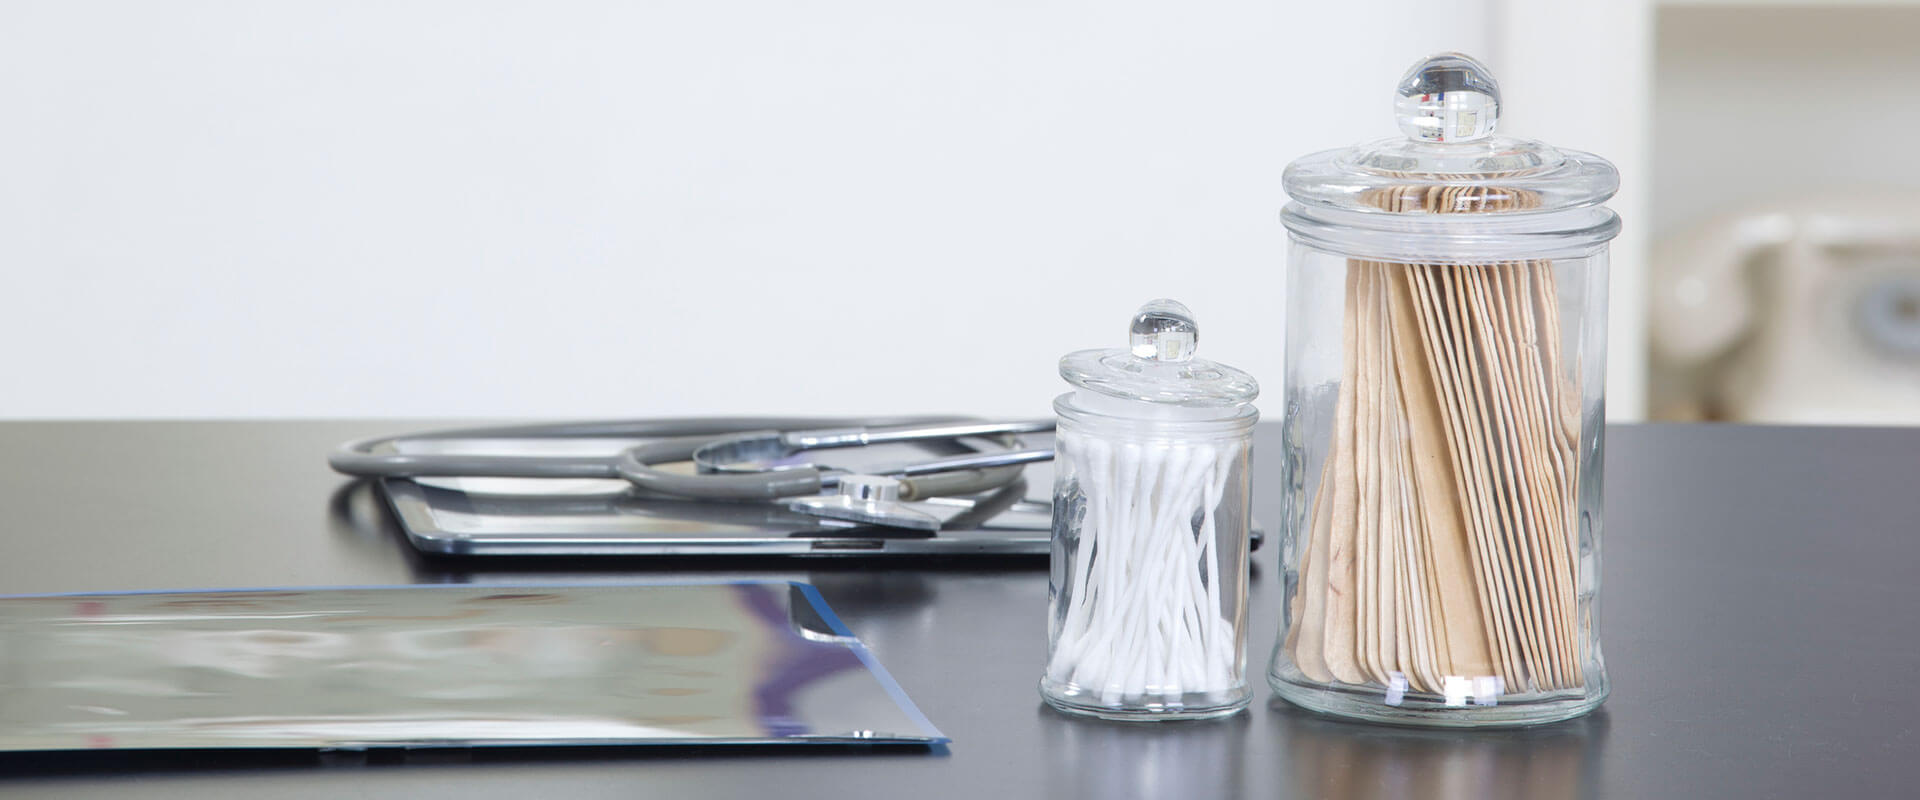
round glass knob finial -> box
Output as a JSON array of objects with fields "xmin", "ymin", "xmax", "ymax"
[
  {"xmin": 1395, "ymin": 52, "xmax": 1501, "ymax": 143},
  {"xmin": 1129, "ymin": 299, "xmax": 1198, "ymax": 362}
]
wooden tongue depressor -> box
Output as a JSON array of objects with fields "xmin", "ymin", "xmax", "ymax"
[
  {"xmin": 1510, "ymin": 263, "xmax": 1583, "ymax": 686},
  {"xmin": 1530, "ymin": 260, "xmax": 1581, "ymax": 458},
  {"xmin": 1354, "ymin": 263, "xmax": 1384, "ymax": 686},
  {"xmin": 1464, "ymin": 263, "xmax": 1564, "ymax": 689},
  {"xmin": 1392, "ymin": 408, "xmax": 1443, "ymax": 694},
  {"xmin": 1288, "ymin": 452, "xmax": 1337, "ymax": 681},
  {"xmin": 1322, "ymin": 261, "xmax": 1365, "ymax": 685},
  {"xmin": 1533, "ymin": 261, "xmax": 1584, "ymax": 688},
  {"xmin": 1527, "ymin": 264, "xmax": 1583, "ymax": 594},
  {"xmin": 1444, "ymin": 261, "xmax": 1548, "ymax": 690},
  {"xmin": 1413, "ymin": 262, "xmax": 1521, "ymax": 686},
  {"xmin": 1386, "ymin": 433, "xmax": 1424, "ymax": 691},
  {"xmin": 1406, "ymin": 356, "xmax": 1457, "ymax": 687},
  {"xmin": 1530, "ymin": 259, "xmax": 1585, "ymax": 672},
  {"xmin": 1372, "ymin": 263, "xmax": 1401, "ymax": 689},
  {"xmin": 1386, "ymin": 264, "xmax": 1498, "ymax": 681},
  {"xmin": 1376, "ymin": 279, "xmax": 1419, "ymax": 691},
  {"xmin": 1385, "ymin": 458, "xmax": 1413, "ymax": 692},
  {"xmin": 1383, "ymin": 303, "xmax": 1447, "ymax": 695},
  {"xmin": 1491, "ymin": 263, "xmax": 1581, "ymax": 687},
  {"xmin": 1455, "ymin": 263, "xmax": 1549, "ymax": 689}
]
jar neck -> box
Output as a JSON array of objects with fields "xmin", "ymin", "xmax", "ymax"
[
  {"xmin": 1054, "ymin": 392, "xmax": 1258, "ymax": 439},
  {"xmin": 1281, "ymin": 203, "xmax": 1619, "ymax": 264}
]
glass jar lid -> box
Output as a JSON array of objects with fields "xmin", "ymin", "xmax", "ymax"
[
  {"xmin": 1059, "ymin": 299, "xmax": 1258, "ymax": 409},
  {"xmin": 1282, "ymin": 53, "xmax": 1619, "ymax": 216}
]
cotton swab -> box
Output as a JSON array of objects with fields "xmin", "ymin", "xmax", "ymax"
[{"xmin": 1049, "ymin": 429, "xmax": 1244, "ymax": 707}]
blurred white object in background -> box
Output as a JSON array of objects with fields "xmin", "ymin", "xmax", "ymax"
[{"xmin": 1651, "ymin": 193, "xmax": 1920, "ymax": 424}]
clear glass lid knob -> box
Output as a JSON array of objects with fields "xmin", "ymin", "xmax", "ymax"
[
  {"xmin": 1394, "ymin": 52, "xmax": 1501, "ymax": 143},
  {"xmin": 1059, "ymin": 299, "xmax": 1257, "ymax": 408},
  {"xmin": 1129, "ymin": 299, "xmax": 1198, "ymax": 362}
]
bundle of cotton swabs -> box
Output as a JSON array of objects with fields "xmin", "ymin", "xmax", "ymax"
[{"xmin": 1046, "ymin": 433, "xmax": 1243, "ymax": 707}]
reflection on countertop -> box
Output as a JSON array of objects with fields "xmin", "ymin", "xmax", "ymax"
[{"xmin": 1270, "ymin": 704, "xmax": 1609, "ymax": 800}]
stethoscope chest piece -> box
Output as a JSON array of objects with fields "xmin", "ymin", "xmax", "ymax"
[{"xmin": 787, "ymin": 475, "xmax": 943, "ymax": 531}]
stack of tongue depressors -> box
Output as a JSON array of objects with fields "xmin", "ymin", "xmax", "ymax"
[{"xmin": 1286, "ymin": 188, "xmax": 1584, "ymax": 698}]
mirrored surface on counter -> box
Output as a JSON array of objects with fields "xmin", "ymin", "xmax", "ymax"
[{"xmin": 0, "ymin": 582, "xmax": 944, "ymax": 751}]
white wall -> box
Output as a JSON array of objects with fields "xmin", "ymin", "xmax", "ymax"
[{"xmin": 5, "ymin": 1, "xmax": 1527, "ymax": 419}]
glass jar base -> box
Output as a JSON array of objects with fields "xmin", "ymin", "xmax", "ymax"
[
  {"xmin": 1040, "ymin": 681, "xmax": 1250, "ymax": 722},
  {"xmin": 1268, "ymin": 672, "xmax": 1606, "ymax": 729}
]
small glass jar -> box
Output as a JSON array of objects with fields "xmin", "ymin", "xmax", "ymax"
[
  {"xmin": 1267, "ymin": 53, "xmax": 1618, "ymax": 726},
  {"xmin": 1041, "ymin": 299, "xmax": 1260, "ymax": 721}
]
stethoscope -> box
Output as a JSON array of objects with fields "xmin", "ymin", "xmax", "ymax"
[{"xmin": 329, "ymin": 417, "xmax": 1055, "ymax": 530}]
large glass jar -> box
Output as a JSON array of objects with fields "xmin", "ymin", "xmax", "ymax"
[
  {"xmin": 1267, "ymin": 53, "xmax": 1619, "ymax": 726},
  {"xmin": 1043, "ymin": 300, "xmax": 1259, "ymax": 721}
]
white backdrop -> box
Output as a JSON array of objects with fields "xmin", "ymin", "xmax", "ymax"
[{"xmin": 4, "ymin": 0, "xmax": 1639, "ymax": 421}]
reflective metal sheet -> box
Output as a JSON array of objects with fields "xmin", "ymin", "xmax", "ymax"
[{"xmin": 0, "ymin": 582, "xmax": 945, "ymax": 750}]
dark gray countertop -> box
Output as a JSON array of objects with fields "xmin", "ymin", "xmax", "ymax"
[{"xmin": 0, "ymin": 421, "xmax": 1915, "ymax": 798}]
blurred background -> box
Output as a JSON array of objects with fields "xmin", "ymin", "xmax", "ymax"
[
  {"xmin": 1, "ymin": 1, "xmax": 1911, "ymax": 425},
  {"xmin": 1649, "ymin": 3, "xmax": 1920, "ymax": 425}
]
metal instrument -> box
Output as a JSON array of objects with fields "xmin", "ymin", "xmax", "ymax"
[{"xmin": 330, "ymin": 417, "xmax": 1054, "ymax": 530}]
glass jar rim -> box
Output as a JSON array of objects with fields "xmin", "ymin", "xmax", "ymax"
[
  {"xmin": 1282, "ymin": 144, "xmax": 1620, "ymax": 217},
  {"xmin": 1281, "ymin": 203, "xmax": 1620, "ymax": 263},
  {"xmin": 1054, "ymin": 393, "xmax": 1259, "ymax": 436}
]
